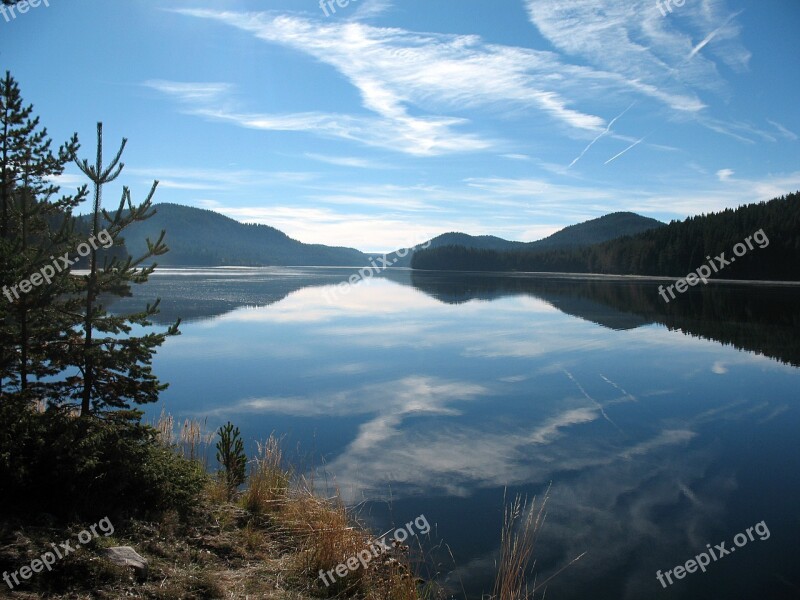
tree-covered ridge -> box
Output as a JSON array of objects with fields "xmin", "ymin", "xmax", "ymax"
[
  {"xmin": 389, "ymin": 211, "xmax": 663, "ymax": 266},
  {"xmin": 80, "ymin": 204, "xmax": 664, "ymax": 269},
  {"xmin": 528, "ymin": 211, "xmax": 665, "ymax": 249},
  {"xmin": 108, "ymin": 203, "xmax": 369, "ymax": 267},
  {"xmin": 412, "ymin": 192, "xmax": 800, "ymax": 281}
]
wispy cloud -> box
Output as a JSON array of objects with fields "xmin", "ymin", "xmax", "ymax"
[
  {"xmin": 688, "ymin": 10, "xmax": 745, "ymax": 60},
  {"xmin": 524, "ymin": 0, "xmax": 754, "ymax": 150},
  {"xmin": 125, "ymin": 166, "xmax": 317, "ymax": 188},
  {"xmin": 304, "ymin": 153, "xmax": 387, "ymax": 169},
  {"xmin": 144, "ymin": 80, "xmax": 232, "ymax": 102},
  {"xmin": 164, "ymin": 9, "xmax": 673, "ymax": 156},
  {"xmin": 350, "ymin": 0, "xmax": 393, "ymax": 21},
  {"xmin": 767, "ymin": 119, "xmax": 798, "ymax": 141}
]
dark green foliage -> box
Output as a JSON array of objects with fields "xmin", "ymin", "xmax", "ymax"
[
  {"xmin": 0, "ymin": 75, "xmax": 201, "ymax": 527},
  {"xmin": 216, "ymin": 421, "xmax": 246, "ymax": 495},
  {"xmin": 0, "ymin": 71, "xmax": 89, "ymax": 397},
  {"xmin": 529, "ymin": 212, "xmax": 665, "ymax": 249},
  {"xmin": 55, "ymin": 123, "xmax": 180, "ymax": 416},
  {"xmin": 0, "ymin": 400, "xmax": 208, "ymax": 521},
  {"xmin": 413, "ymin": 193, "xmax": 800, "ymax": 281}
]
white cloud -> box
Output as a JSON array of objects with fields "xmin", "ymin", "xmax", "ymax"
[{"xmin": 716, "ymin": 168, "xmax": 734, "ymax": 182}]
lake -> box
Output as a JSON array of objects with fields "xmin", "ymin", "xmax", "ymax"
[{"xmin": 120, "ymin": 266, "xmax": 800, "ymax": 599}]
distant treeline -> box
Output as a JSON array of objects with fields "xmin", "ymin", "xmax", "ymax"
[{"xmin": 412, "ymin": 192, "xmax": 800, "ymax": 281}]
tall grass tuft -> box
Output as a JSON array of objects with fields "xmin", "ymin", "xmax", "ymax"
[
  {"xmin": 493, "ymin": 487, "xmax": 549, "ymax": 600},
  {"xmin": 181, "ymin": 416, "xmax": 215, "ymax": 467},
  {"xmin": 241, "ymin": 434, "xmax": 290, "ymax": 514},
  {"xmin": 155, "ymin": 410, "xmax": 215, "ymax": 470}
]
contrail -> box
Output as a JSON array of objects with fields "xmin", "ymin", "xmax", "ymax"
[
  {"xmin": 688, "ymin": 31, "xmax": 716, "ymax": 59},
  {"xmin": 689, "ymin": 10, "xmax": 743, "ymax": 59},
  {"xmin": 563, "ymin": 369, "xmax": 623, "ymax": 433},
  {"xmin": 604, "ymin": 135, "xmax": 647, "ymax": 165},
  {"xmin": 599, "ymin": 374, "xmax": 636, "ymax": 403},
  {"xmin": 568, "ymin": 102, "xmax": 635, "ymax": 169}
]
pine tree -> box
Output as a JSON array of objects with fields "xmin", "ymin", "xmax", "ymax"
[
  {"xmin": 59, "ymin": 122, "xmax": 180, "ymax": 416},
  {"xmin": 0, "ymin": 71, "xmax": 87, "ymax": 398},
  {"xmin": 215, "ymin": 422, "xmax": 246, "ymax": 497}
]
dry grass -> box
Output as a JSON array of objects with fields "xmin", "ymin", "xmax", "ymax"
[
  {"xmin": 229, "ymin": 434, "xmax": 422, "ymax": 598},
  {"xmin": 490, "ymin": 485, "xmax": 585, "ymax": 600},
  {"xmin": 155, "ymin": 410, "xmax": 216, "ymax": 469},
  {"xmin": 493, "ymin": 488, "xmax": 549, "ymax": 600},
  {"xmin": 241, "ymin": 435, "xmax": 291, "ymax": 515},
  {"xmin": 145, "ymin": 414, "xmax": 572, "ymax": 600}
]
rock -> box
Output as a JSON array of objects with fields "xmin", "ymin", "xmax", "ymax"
[{"xmin": 101, "ymin": 546, "xmax": 148, "ymax": 580}]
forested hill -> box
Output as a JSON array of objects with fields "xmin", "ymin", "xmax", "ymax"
[
  {"xmin": 389, "ymin": 211, "xmax": 663, "ymax": 267},
  {"xmin": 102, "ymin": 203, "xmax": 369, "ymax": 266},
  {"xmin": 528, "ymin": 212, "xmax": 665, "ymax": 249},
  {"xmin": 412, "ymin": 192, "xmax": 800, "ymax": 281}
]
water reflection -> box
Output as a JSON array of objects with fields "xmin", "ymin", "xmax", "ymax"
[
  {"xmin": 125, "ymin": 268, "xmax": 799, "ymax": 599},
  {"xmin": 121, "ymin": 267, "xmax": 800, "ymax": 366}
]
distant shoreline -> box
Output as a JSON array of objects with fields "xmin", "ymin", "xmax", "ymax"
[{"xmin": 128, "ymin": 265, "xmax": 800, "ymax": 287}]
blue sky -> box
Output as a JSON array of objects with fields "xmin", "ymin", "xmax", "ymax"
[{"xmin": 2, "ymin": 0, "xmax": 798, "ymax": 252}]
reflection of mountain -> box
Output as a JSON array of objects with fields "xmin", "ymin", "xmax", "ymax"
[
  {"xmin": 407, "ymin": 270, "xmax": 800, "ymax": 367},
  {"xmin": 107, "ymin": 268, "xmax": 359, "ymax": 324},
  {"xmin": 112, "ymin": 267, "xmax": 800, "ymax": 367},
  {"xmin": 402, "ymin": 271, "xmax": 652, "ymax": 330}
]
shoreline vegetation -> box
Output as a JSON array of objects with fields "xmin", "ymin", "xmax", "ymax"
[
  {"xmin": 0, "ymin": 407, "xmax": 550, "ymax": 599},
  {"xmin": 411, "ymin": 192, "xmax": 800, "ymax": 281}
]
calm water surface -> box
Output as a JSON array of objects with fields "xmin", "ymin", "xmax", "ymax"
[{"xmin": 122, "ymin": 267, "xmax": 800, "ymax": 599}]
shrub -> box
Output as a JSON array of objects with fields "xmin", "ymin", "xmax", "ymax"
[{"xmin": 0, "ymin": 400, "xmax": 207, "ymax": 522}]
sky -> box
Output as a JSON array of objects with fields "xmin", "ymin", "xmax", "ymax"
[{"xmin": 1, "ymin": 0, "xmax": 798, "ymax": 252}]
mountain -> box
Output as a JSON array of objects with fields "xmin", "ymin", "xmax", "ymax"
[
  {"xmin": 426, "ymin": 233, "xmax": 526, "ymax": 251},
  {"xmin": 110, "ymin": 203, "xmax": 369, "ymax": 266},
  {"xmin": 388, "ymin": 211, "xmax": 664, "ymax": 267},
  {"xmin": 526, "ymin": 212, "xmax": 665, "ymax": 250},
  {"xmin": 412, "ymin": 192, "xmax": 800, "ymax": 282},
  {"xmin": 79, "ymin": 204, "xmax": 664, "ymax": 269}
]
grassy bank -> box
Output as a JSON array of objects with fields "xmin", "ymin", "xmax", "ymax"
[
  {"xmin": 1, "ymin": 403, "xmax": 558, "ymax": 599},
  {"xmin": 0, "ymin": 407, "xmax": 429, "ymax": 599}
]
